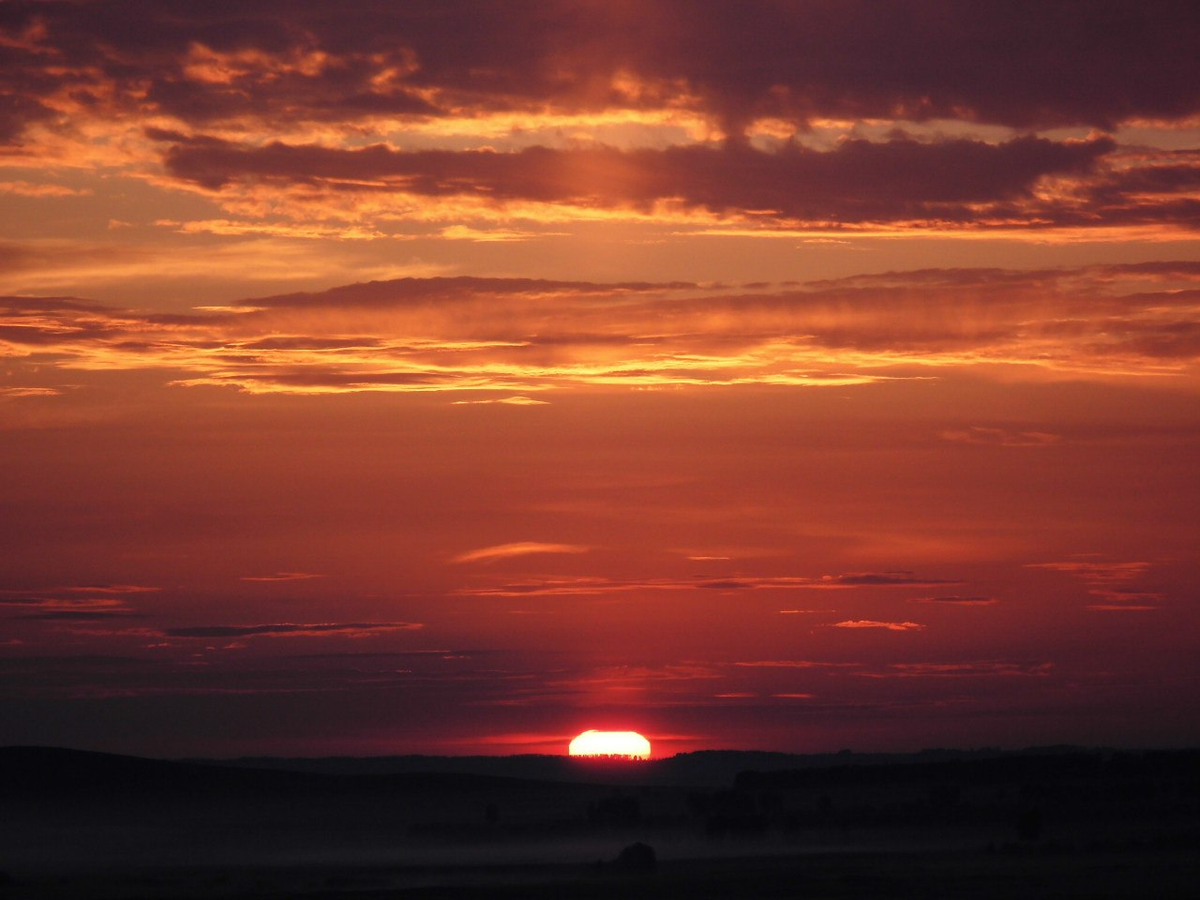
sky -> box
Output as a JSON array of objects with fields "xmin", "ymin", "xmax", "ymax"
[{"xmin": 2, "ymin": 1, "xmax": 1198, "ymax": 758}]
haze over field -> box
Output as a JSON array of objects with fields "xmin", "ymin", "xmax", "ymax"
[{"xmin": 2, "ymin": 1, "xmax": 1198, "ymax": 759}]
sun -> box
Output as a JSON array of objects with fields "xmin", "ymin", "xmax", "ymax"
[{"xmin": 568, "ymin": 730, "xmax": 651, "ymax": 759}]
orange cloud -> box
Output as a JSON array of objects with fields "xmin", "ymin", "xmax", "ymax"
[
  {"xmin": 829, "ymin": 620, "xmax": 926, "ymax": 631},
  {"xmin": 0, "ymin": 181, "xmax": 92, "ymax": 197},
  {"xmin": 450, "ymin": 395, "xmax": 549, "ymax": 406},
  {"xmin": 452, "ymin": 542, "xmax": 592, "ymax": 564},
  {"xmin": 7, "ymin": 265, "xmax": 1196, "ymax": 402}
]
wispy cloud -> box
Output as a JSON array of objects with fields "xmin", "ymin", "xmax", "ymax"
[
  {"xmin": 0, "ymin": 181, "xmax": 92, "ymax": 197},
  {"xmin": 1029, "ymin": 559, "xmax": 1163, "ymax": 607},
  {"xmin": 163, "ymin": 622, "xmax": 423, "ymax": 639},
  {"xmin": 735, "ymin": 660, "xmax": 862, "ymax": 670},
  {"xmin": 820, "ymin": 572, "xmax": 959, "ymax": 587},
  {"xmin": 0, "ymin": 584, "xmax": 160, "ymax": 620},
  {"xmin": 940, "ymin": 427, "xmax": 1060, "ymax": 447},
  {"xmin": 451, "ymin": 395, "xmax": 549, "ymax": 406},
  {"xmin": 829, "ymin": 620, "xmax": 926, "ymax": 631},
  {"xmin": 861, "ymin": 661, "xmax": 1054, "ymax": 678},
  {"xmin": 240, "ymin": 571, "xmax": 324, "ymax": 582},
  {"xmin": 452, "ymin": 542, "xmax": 591, "ymax": 564},
  {"xmin": 5, "ymin": 266, "xmax": 1198, "ymax": 401},
  {"xmin": 456, "ymin": 569, "xmax": 959, "ymax": 597},
  {"xmin": 910, "ymin": 595, "xmax": 998, "ymax": 606}
]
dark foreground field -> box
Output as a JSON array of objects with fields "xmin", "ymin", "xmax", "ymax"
[
  {"xmin": 4, "ymin": 846, "xmax": 1198, "ymax": 900},
  {"xmin": 1, "ymin": 746, "xmax": 1196, "ymax": 898}
]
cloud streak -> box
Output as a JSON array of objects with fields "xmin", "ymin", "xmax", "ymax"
[
  {"xmin": 240, "ymin": 571, "xmax": 323, "ymax": 582},
  {"xmin": 151, "ymin": 132, "xmax": 1123, "ymax": 230},
  {"xmin": 6, "ymin": 264, "xmax": 1197, "ymax": 400},
  {"xmin": 456, "ymin": 570, "xmax": 958, "ymax": 598},
  {"xmin": 0, "ymin": 584, "xmax": 159, "ymax": 619},
  {"xmin": 453, "ymin": 542, "xmax": 591, "ymax": 564},
  {"xmin": 1029, "ymin": 559, "xmax": 1164, "ymax": 607},
  {"xmin": 163, "ymin": 622, "xmax": 423, "ymax": 639},
  {"xmin": 910, "ymin": 595, "xmax": 999, "ymax": 606},
  {"xmin": 829, "ymin": 620, "xmax": 926, "ymax": 631}
]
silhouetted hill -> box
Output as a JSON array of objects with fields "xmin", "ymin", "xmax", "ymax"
[
  {"xmin": 179, "ymin": 746, "xmax": 1026, "ymax": 786},
  {"xmin": 0, "ymin": 745, "xmax": 558, "ymax": 805},
  {"xmin": 734, "ymin": 748, "xmax": 1200, "ymax": 791}
]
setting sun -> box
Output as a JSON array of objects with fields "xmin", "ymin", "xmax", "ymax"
[{"xmin": 568, "ymin": 730, "xmax": 652, "ymax": 759}]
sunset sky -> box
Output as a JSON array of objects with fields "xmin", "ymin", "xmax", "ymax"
[{"xmin": 2, "ymin": 1, "xmax": 1198, "ymax": 758}]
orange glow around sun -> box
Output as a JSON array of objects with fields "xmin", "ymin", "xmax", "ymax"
[{"xmin": 568, "ymin": 730, "xmax": 652, "ymax": 759}]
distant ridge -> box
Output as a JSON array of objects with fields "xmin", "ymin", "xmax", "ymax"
[
  {"xmin": 8, "ymin": 744, "xmax": 1191, "ymax": 799},
  {"xmin": 0, "ymin": 745, "xmax": 557, "ymax": 803},
  {"xmin": 177, "ymin": 745, "xmax": 1103, "ymax": 785}
]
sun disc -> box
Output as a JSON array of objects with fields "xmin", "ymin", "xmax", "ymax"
[{"xmin": 568, "ymin": 730, "xmax": 651, "ymax": 759}]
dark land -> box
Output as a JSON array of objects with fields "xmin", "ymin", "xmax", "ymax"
[{"xmin": 1, "ymin": 745, "xmax": 1196, "ymax": 898}]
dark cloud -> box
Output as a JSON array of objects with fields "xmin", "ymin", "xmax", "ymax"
[
  {"xmin": 154, "ymin": 132, "xmax": 1116, "ymax": 225},
  {"xmin": 164, "ymin": 622, "xmax": 422, "ymax": 638},
  {"xmin": 910, "ymin": 596, "xmax": 999, "ymax": 605},
  {"xmin": 829, "ymin": 572, "xmax": 958, "ymax": 586},
  {"xmin": 20, "ymin": 610, "xmax": 142, "ymax": 621},
  {"xmin": 3, "ymin": 1, "xmax": 1199, "ymax": 144},
  {"xmin": 734, "ymin": 660, "xmax": 862, "ymax": 670},
  {"xmin": 458, "ymin": 571, "xmax": 960, "ymax": 597},
  {"xmin": 865, "ymin": 661, "xmax": 1053, "ymax": 677},
  {"xmin": 239, "ymin": 571, "xmax": 324, "ymax": 582},
  {"xmin": 243, "ymin": 276, "xmax": 698, "ymax": 311}
]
